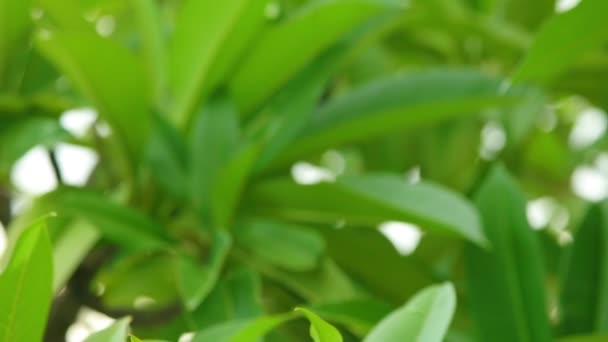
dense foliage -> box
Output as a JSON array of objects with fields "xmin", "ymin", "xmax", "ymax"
[{"xmin": 1, "ymin": 0, "xmax": 608, "ymax": 341}]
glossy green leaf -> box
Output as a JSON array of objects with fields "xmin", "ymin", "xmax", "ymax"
[
  {"xmin": 35, "ymin": 0, "xmax": 91, "ymax": 30},
  {"xmin": 248, "ymin": 174, "xmax": 486, "ymax": 246},
  {"xmin": 190, "ymin": 96, "xmax": 240, "ymax": 224},
  {"xmin": 0, "ymin": 219, "xmax": 52, "ymax": 342},
  {"xmin": 295, "ymin": 308, "xmax": 343, "ymax": 342},
  {"xmin": 238, "ymin": 220, "xmax": 325, "ymax": 271},
  {"xmin": 513, "ymin": 0, "xmax": 608, "ymax": 83},
  {"xmin": 192, "ymin": 315, "xmax": 294, "ymax": 342},
  {"xmin": 170, "ymin": 0, "xmax": 268, "ymax": 126},
  {"xmin": 83, "ymin": 317, "xmax": 131, "ymax": 342},
  {"xmin": 231, "ymin": 0, "xmax": 397, "ymax": 113},
  {"xmin": 465, "ymin": 166, "xmax": 551, "ymax": 342},
  {"xmin": 560, "ymin": 203, "xmax": 608, "ymax": 335},
  {"xmin": 176, "ymin": 231, "xmax": 232, "ymax": 310},
  {"xmin": 364, "ymin": 283, "xmax": 456, "ymax": 342},
  {"xmin": 36, "ymin": 31, "xmax": 151, "ymax": 160},
  {"xmin": 40, "ymin": 187, "xmax": 171, "ymax": 250},
  {"xmin": 274, "ymin": 69, "xmax": 519, "ymax": 165}
]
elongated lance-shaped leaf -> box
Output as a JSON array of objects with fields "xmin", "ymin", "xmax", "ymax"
[
  {"xmin": 0, "ymin": 219, "xmax": 53, "ymax": 342},
  {"xmin": 364, "ymin": 283, "xmax": 456, "ymax": 342},
  {"xmin": 230, "ymin": 0, "xmax": 399, "ymax": 113},
  {"xmin": 272, "ymin": 69, "xmax": 522, "ymax": 166},
  {"xmin": 0, "ymin": 0, "xmax": 32, "ymax": 85},
  {"xmin": 513, "ymin": 0, "xmax": 608, "ymax": 83},
  {"xmin": 465, "ymin": 166, "xmax": 551, "ymax": 342},
  {"xmin": 170, "ymin": 0, "xmax": 268, "ymax": 127},
  {"xmin": 560, "ymin": 203, "xmax": 608, "ymax": 335},
  {"xmin": 247, "ymin": 174, "xmax": 486, "ymax": 246},
  {"xmin": 36, "ymin": 31, "xmax": 151, "ymax": 162},
  {"xmin": 39, "ymin": 187, "xmax": 172, "ymax": 250}
]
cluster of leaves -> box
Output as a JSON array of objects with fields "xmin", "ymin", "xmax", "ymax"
[{"xmin": 2, "ymin": 0, "xmax": 608, "ymax": 341}]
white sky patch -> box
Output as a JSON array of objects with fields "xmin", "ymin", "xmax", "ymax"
[
  {"xmin": 66, "ymin": 307, "xmax": 115, "ymax": 342},
  {"xmin": 11, "ymin": 146, "xmax": 57, "ymax": 195},
  {"xmin": 379, "ymin": 221, "xmax": 422, "ymax": 255},
  {"xmin": 291, "ymin": 162, "xmax": 334, "ymax": 185},
  {"xmin": 480, "ymin": 121, "xmax": 506, "ymax": 160},
  {"xmin": 55, "ymin": 144, "xmax": 98, "ymax": 186},
  {"xmin": 569, "ymin": 107, "xmax": 607, "ymax": 149},
  {"xmin": 60, "ymin": 108, "xmax": 97, "ymax": 138},
  {"xmin": 571, "ymin": 166, "xmax": 608, "ymax": 202},
  {"xmin": 556, "ymin": 0, "xmax": 581, "ymax": 12},
  {"xmin": 96, "ymin": 15, "xmax": 115, "ymax": 37},
  {"xmin": 0, "ymin": 221, "xmax": 6, "ymax": 260}
]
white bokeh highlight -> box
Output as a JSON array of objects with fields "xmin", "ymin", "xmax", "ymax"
[
  {"xmin": 55, "ymin": 144, "xmax": 98, "ymax": 186},
  {"xmin": 556, "ymin": 0, "xmax": 581, "ymax": 12},
  {"xmin": 569, "ymin": 107, "xmax": 607, "ymax": 149},
  {"xmin": 379, "ymin": 221, "xmax": 422, "ymax": 255},
  {"xmin": 65, "ymin": 308, "xmax": 115, "ymax": 342},
  {"xmin": 11, "ymin": 146, "xmax": 57, "ymax": 195},
  {"xmin": 571, "ymin": 166, "xmax": 608, "ymax": 202}
]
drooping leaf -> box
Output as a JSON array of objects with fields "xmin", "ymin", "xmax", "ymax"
[
  {"xmin": 39, "ymin": 187, "xmax": 172, "ymax": 250},
  {"xmin": 237, "ymin": 220, "xmax": 325, "ymax": 271},
  {"xmin": 560, "ymin": 203, "xmax": 608, "ymax": 335},
  {"xmin": 364, "ymin": 283, "xmax": 456, "ymax": 342},
  {"xmin": 230, "ymin": 0, "xmax": 398, "ymax": 113},
  {"xmin": 465, "ymin": 166, "xmax": 551, "ymax": 342},
  {"xmin": 83, "ymin": 317, "xmax": 131, "ymax": 342},
  {"xmin": 248, "ymin": 174, "xmax": 486, "ymax": 246},
  {"xmin": 272, "ymin": 69, "xmax": 520, "ymax": 166},
  {"xmin": 170, "ymin": 0, "xmax": 268, "ymax": 126},
  {"xmin": 0, "ymin": 219, "xmax": 53, "ymax": 342},
  {"xmin": 513, "ymin": 0, "xmax": 608, "ymax": 83},
  {"xmin": 295, "ymin": 308, "xmax": 343, "ymax": 342},
  {"xmin": 36, "ymin": 31, "xmax": 151, "ymax": 160},
  {"xmin": 176, "ymin": 231, "xmax": 232, "ymax": 310}
]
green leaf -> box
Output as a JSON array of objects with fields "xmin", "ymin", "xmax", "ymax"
[
  {"xmin": 321, "ymin": 227, "xmax": 431, "ymax": 303},
  {"xmin": 560, "ymin": 203, "xmax": 608, "ymax": 335},
  {"xmin": 40, "ymin": 187, "xmax": 171, "ymax": 250},
  {"xmin": 248, "ymin": 174, "xmax": 486, "ymax": 246},
  {"xmin": 83, "ymin": 317, "xmax": 131, "ymax": 342},
  {"xmin": 35, "ymin": 31, "xmax": 151, "ymax": 160},
  {"xmin": 560, "ymin": 335, "xmax": 608, "ymax": 342},
  {"xmin": 176, "ymin": 231, "xmax": 232, "ymax": 310},
  {"xmin": 145, "ymin": 113, "xmax": 189, "ymax": 200},
  {"xmin": 129, "ymin": 0, "xmax": 167, "ymax": 104},
  {"xmin": 230, "ymin": 0, "xmax": 396, "ymax": 113},
  {"xmin": 308, "ymin": 298, "xmax": 393, "ymax": 336},
  {"xmin": 0, "ymin": 219, "xmax": 53, "ymax": 342},
  {"xmin": 191, "ymin": 267, "xmax": 263, "ymax": 328},
  {"xmin": 0, "ymin": 0, "xmax": 31, "ymax": 84},
  {"xmin": 465, "ymin": 166, "xmax": 551, "ymax": 342},
  {"xmin": 212, "ymin": 143, "xmax": 260, "ymax": 228},
  {"xmin": 190, "ymin": 96, "xmax": 240, "ymax": 224},
  {"xmin": 52, "ymin": 220, "xmax": 99, "ymax": 292},
  {"xmin": 0, "ymin": 117, "xmax": 69, "ymax": 175},
  {"xmin": 238, "ymin": 220, "xmax": 325, "ymax": 271},
  {"xmin": 513, "ymin": 0, "xmax": 608, "ymax": 83},
  {"xmin": 192, "ymin": 315, "xmax": 294, "ymax": 342},
  {"xmin": 295, "ymin": 308, "xmax": 343, "ymax": 342},
  {"xmin": 170, "ymin": 0, "xmax": 268, "ymax": 126},
  {"xmin": 35, "ymin": 0, "xmax": 91, "ymax": 30},
  {"xmin": 273, "ymin": 69, "xmax": 519, "ymax": 165},
  {"xmin": 364, "ymin": 283, "xmax": 456, "ymax": 342}
]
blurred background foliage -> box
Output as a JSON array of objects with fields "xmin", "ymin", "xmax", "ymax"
[{"xmin": 2, "ymin": 0, "xmax": 608, "ymax": 341}]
